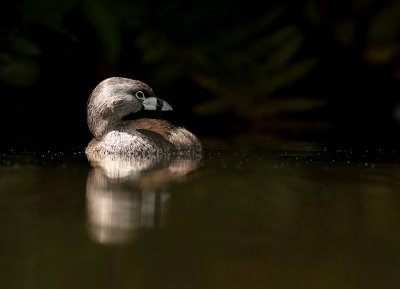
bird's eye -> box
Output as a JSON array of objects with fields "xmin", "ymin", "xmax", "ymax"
[{"xmin": 135, "ymin": 91, "xmax": 145, "ymax": 100}]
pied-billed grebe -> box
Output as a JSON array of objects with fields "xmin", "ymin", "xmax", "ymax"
[{"xmin": 85, "ymin": 77, "xmax": 202, "ymax": 162}]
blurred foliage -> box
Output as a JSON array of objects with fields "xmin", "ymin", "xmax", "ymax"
[
  {"xmin": 192, "ymin": 19, "xmax": 321, "ymax": 119},
  {"xmin": 134, "ymin": 7, "xmax": 322, "ymax": 121},
  {"xmin": 306, "ymin": 0, "xmax": 400, "ymax": 68},
  {"xmin": 0, "ymin": 35, "xmax": 41, "ymax": 86},
  {"xmin": 80, "ymin": 0, "xmax": 121, "ymax": 63},
  {"xmin": 2, "ymin": 0, "xmax": 400, "ymax": 133}
]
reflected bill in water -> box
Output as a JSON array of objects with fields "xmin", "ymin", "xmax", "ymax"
[{"xmin": 86, "ymin": 153, "xmax": 201, "ymax": 245}]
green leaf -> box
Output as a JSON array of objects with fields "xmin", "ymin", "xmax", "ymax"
[
  {"xmin": 20, "ymin": 0, "xmax": 78, "ymax": 39},
  {"xmin": 223, "ymin": 26, "xmax": 300, "ymax": 73},
  {"xmin": 0, "ymin": 55, "xmax": 40, "ymax": 87},
  {"xmin": 245, "ymin": 58, "xmax": 318, "ymax": 101},
  {"xmin": 193, "ymin": 98, "xmax": 230, "ymax": 115},
  {"xmin": 136, "ymin": 32, "xmax": 172, "ymax": 63},
  {"xmin": 209, "ymin": 7, "xmax": 285, "ymax": 51},
  {"xmin": 81, "ymin": 0, "xmax": 121, "ymax": 64},
  {"xmin": 10, "ymin": 36, "xmax": 41, "ymax": 57},
  {"xmin": 252, "ymin": 97, "xmax": 326, "ymax": 117}
]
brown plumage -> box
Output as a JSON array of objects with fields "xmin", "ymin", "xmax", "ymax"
[{"xmin": 85, "ymin": 77, "xmax": 202, "ymax": 162}]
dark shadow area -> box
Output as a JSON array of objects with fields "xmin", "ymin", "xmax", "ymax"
[{"xmin": 1, "ymin": 0, "xmax": 400, "ymax": 150}]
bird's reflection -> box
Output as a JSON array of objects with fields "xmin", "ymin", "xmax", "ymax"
[{"xmin": 86, "ymin": 154, "xmax": 201, "ymax": 245}]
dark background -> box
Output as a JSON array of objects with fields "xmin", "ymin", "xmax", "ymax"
[{"xmin": 2, "ymin": 0, "xmax": 400, "ymax": 149}]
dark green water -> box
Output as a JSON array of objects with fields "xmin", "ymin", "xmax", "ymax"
[{"xmin": 1, "ymin": 137, "xmax": 400, "ymax": 289}]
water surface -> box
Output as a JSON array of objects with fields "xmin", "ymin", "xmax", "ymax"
[{"xmin": 1, "ymin": 137, "xmax": 400, "ymax": 289}]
